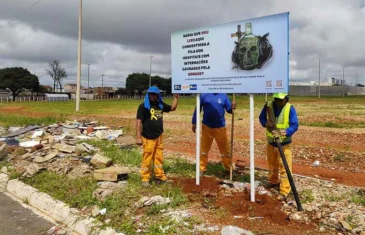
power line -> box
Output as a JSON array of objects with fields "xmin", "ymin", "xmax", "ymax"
[{"xmin": 0, "ymin": 0, "xmax": 44, "ymax": 29}]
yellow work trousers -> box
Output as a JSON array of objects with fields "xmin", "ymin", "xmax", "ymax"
[
  {"xmin": 266, "ymin": 144, "xmax": 293, "ymax": 196},
  {"xmin": 200, "ymin": 124, "xmax": 231, "ymax": 172},
  {"xmin": 140, "ymin": 135, "xmax": 167, "ymax": 182}
]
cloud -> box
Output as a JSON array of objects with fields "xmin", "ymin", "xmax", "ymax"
[{"xmin": 0, "ymin": 0, "xmax": 364, "ymax": 87}]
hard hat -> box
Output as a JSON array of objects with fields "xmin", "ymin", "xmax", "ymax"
[{"xmin": 273, "ymin": 93, "xmax": 288, "ymax": 99}]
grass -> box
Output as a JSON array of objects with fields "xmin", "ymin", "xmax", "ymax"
[
  {"xmin": 23, "ymin": 171, "xmax": 99, "ymax": 208},
  {"xmin": 350, "ymin": 191, "xmax": 365, "ymax": 206},
  {"xmin": 333, "ymin": 154, "xmax": 347, "ymax": 162},
  {"xmin": 325, "ymin": 193, "xmax": 345, "ymax": 202},
  {"xmin": 83, "ymin": 140, "xmax": 142, "ymax": 167},
  {"xmin": 19, "ymin": 139, "xmax": 202, "ymax": 234},
  {"xmin": 301, "ymin": 189, "xmax": 315, "ymax": 203},
  {"xmin": 17, "ymin": 138, "xmax": 255, "ymax": 234},
  {"xmin": 2, "ymin": 95, "xmax": 365, "ymax": 129},
  {"xmin": 0, "ymin": 113, "xmax": 65, "ymax": 127}
]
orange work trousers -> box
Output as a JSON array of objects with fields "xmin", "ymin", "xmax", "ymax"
[
  {"xmin": 266, "ymin": 143, "xmax": 293, "ymax": 196},
  {"xmin": 200, "ymin": 124, "xmax": 232, "ymax": 172},
  {"xmin": 140, "ymin": 135, "xmax": 167, "ymax": 182}
]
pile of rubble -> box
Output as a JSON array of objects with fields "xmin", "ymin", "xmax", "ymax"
[{"xmin": 0, "ymin": 120, "xmax": 136, "ymax": 184}]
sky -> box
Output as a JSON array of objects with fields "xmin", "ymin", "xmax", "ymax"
[{"xmin": 0, "ymin": 0, "xmax": 364, "ymax": 88}]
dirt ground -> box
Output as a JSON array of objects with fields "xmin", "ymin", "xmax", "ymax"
[{"xmin": 1, "ymin": 104, "xmax": 364, "ymax": 234}]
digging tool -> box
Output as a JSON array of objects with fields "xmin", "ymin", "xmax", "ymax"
[
  {"xmin": 266, "ymin": 104, "xmax": 303, "ymax": 211},
  {"xmin": 230, "ymin": 94, "xmax": 236, "ymax": 181}
]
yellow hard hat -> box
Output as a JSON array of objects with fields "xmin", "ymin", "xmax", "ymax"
[{"xmin": 273, "ymin": 93, "xmax": 288, "ymax": 99}]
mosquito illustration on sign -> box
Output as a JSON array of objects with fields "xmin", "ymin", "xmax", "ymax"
[{"xmin": 231, "ymin": 22, "xmax": 273, "ymax": 70}]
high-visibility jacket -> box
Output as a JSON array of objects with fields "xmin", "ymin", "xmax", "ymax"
[{"xmin": 266, "ymin": 101, "xmax": 292, "ymax": 144}]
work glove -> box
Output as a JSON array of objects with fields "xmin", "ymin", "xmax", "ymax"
[{"xmin": 272, "ymin": 130, "xmax": 281, "ymax": 139}]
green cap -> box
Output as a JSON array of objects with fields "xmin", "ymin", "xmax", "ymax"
[{"xmin": 273, "ymin": 93, "xmax": 288, "ymax": 99}]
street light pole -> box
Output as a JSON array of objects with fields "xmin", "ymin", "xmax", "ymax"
[
  {"xmin": 342, "ymin": 67, "xmax": 345, "ymax": 97},
  {"xmin": 149, "ymin": 56, "xmax": 153, "ymax": 87},
  {"xmin": 87, "ymin": 64, "xmax": 90, "ymax": 100},
  {"xmin": 76, "ymin": 0, "xmax": 83, "ymax": 111},
  {"xmin": 318, "ymin": 58, "xmax": 321, "ymax": 98},
  {"xmin": 101, "ymin": 74, "xmax": 104, "ymax": 88},
  {"xmin": 355, "ymin": 71, "xmax": 357, "ymax": 95}
]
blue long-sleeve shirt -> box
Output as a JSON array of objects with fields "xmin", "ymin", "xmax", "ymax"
[
  {"xmin": 259, "ymin": 102, "xmax": 299, "ymax": 146},
  {"xmin": 192, "ymin": 93, "xmax": 232, "ymax": 128}
]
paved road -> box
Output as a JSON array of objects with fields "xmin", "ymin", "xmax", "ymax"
[{"xmin": 0, "ymin": 192, "xmax": 54, "ymax": 235}]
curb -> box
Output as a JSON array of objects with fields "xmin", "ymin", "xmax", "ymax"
[{"xmin": 0, "ymin": 173, "xmax": 124, "ymax": 235}]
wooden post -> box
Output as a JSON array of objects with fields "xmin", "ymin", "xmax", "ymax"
[{"xmin": 230, "ymin": 94, "xmax": 236, "ymax": 180}]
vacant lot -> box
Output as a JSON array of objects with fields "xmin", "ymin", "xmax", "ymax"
[{"xmin": 0, "ymin": 95, "xmax": 364, "ymax": 234}]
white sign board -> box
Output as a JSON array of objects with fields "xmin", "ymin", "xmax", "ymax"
[{"xmin": 171, "ymin": 12, "xmax": 289, "ymax": 94}]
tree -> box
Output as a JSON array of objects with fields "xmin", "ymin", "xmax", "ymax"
[
  {"xmin": 34, "ymin": 85, "xmax": 49, "ymax": 94},
  {"xmin": 125, "ymin": 73, "xmax": 172, "ymax": 95},
  {"xmin": 115, "ymin": 88, "xmax": 128, "ymax": 96},
  {"xmin": 0, "ymin": 67, "xmax": 40, "ymax": 101},
  {"xmin": 46, "ymin": 60, "xmax": 67, "ymax": 92}
]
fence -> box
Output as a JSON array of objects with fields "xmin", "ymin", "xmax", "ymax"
[
  {"xmin": 1, "ymin": 87, "xmax": 364, "ymax": 103},
  {"xmin": 289, "ymin": 85, "xmax": 365, "ymax": 96}
]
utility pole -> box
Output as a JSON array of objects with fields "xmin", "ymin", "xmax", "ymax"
[
  {"xmin": 318, "ymin": 58, "xmax": 321, "ymax": 98},
  {"xmin": 149, "ymin": 56, "xmax": 153, "ymax": 87},
  {"xmin": 101, "ymin": 74, "xmax": 104, "ymax": 88},
  {"xmin": 87, "ymin": 64, "xmax": 90, "ymax": 100},
  {"xmin": 342, "ymin": 67, "xmax": 345, "ymax": 97},
  {"xmin": 76, "ymin": 0, "xmax": 82, "ymax": 112},
  {"xmin": 355, "ymin": 71, "xmax": 357, "ymax": 95}
]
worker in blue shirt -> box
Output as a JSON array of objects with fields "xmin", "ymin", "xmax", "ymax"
[
  {"xmin": 192, "ymin": 93, "xmax": 236, "ymax": 176},
  {"xmin": 259, "ymin": 93, "xmax": 299, "ymax": 201}
]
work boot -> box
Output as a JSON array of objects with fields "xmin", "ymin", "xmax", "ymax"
[
  {"xmin": 155, "ymin": 179, "xmax": 174, "ymax": 185},
  {"xmin": 141, "ymin": 181, "xmax": 151, "ymax": 188}
]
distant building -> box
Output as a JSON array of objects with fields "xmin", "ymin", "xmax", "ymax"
[
  {"xmin": 0, "ymin": 89, "xmax": 9, "ymax": 99},
  {"xmin": 64, "ymin": 84, "xmax": 85, "ymax": 94},
  {"xmin": 331, "ymin": 77, "xmax": 345, "ymax": 86},
  {"xmin": 44, "ymin": 85, "xmax": 53, "ymax": 92}
]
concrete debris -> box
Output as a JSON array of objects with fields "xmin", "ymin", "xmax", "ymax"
[
  {"xmin": 115, "ymin": 135, "xmax": 136, "ymax": 146},
  {"xmin": 75, "ymin": 143, "xmax": 97, "ymax": 156},
  {"xmin": 34, "ymin": 151, "xmax": 58, "ymax": 163},
  {"xmin": 194, "ymin": 224, "xmax": 219, "ymax": 233},
  {"xmin": 91, "ymin": 206, "xmax": 101, "ymax": 217},
  {"xmin": 68, "ymin": 164, "xmax": 92, "ymax": 179},
  {"xmin": 93, "ymin": 188, "xmax": 114, "ymax": 202},
  {"xmin": 22, "ymin": 163, "xmax": 43, "ymax": 177},
  {"xmin": 94, "ymin": 166, "xmax": 130, "ymax": 181},
  {"xmin": 47, "ymin": 225, "xmax": 71, "ymax": 235},
  {"xmin": 0, "ymin": 120, "xmax": 134, "ymax": 191},
  {"xmin": 221, "ymin": 226, "xmax": 254, "ymax": 235},
  {"xmin": 31, "ymin": 129, "xmax": 44, "ymax": 139},
  {"xmin": 4, "ymin": 125, "xmax": 39, "ymax": 138},
  {"xmin": 1, "ymin": 166, "xmax": 7, "ymax": 174},
  {"xmin": 164, "ymin": 210, "xmax": 192, "ymax": 222},
  {"xmin": 138, "ymin": 196, "xmax": 172, "ymax": 207},
  {"xmin": 90, "ymin": 153, "xmax": 112, "ymax": 169},
  {"xmin": 19, "ymin": 140, "xmax": 40, "ymax": 148},
  {"xmin": 97, "ymin": 181, "xmax": 127, "ymax": 190},
  {"xmin": 59, "ymin": 144, "xmax": 76, "ymax": 154},
  {"xmin": 95, "ymin": 130, "xmax": 123, "ymax": 140},
  {"xmin": 92, "ymin": 181, "xmax": 127, "ymax": 201}
]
